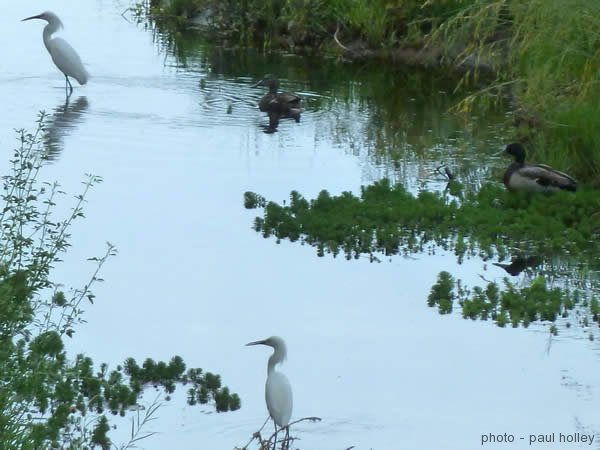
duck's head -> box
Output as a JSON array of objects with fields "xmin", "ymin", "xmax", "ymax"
[
  {"xmin": 252, "ymin": 74, "xmax": 279, "ymax": 91},
  {"xmin": 505, "ymin": 143, "xmax": 526, "ymax": 164}
]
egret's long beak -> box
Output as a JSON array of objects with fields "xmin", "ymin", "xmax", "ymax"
[
  {"xmin": 22, "ymin": 14, "xmax": 42, "ymax": 22},
  {"xmin": 251, "ymin": 80, "xmax": 265, "ymax": 88},
  {"xmin": 246, "ymin": 339, "xmax": 267, "ymax": 346},
  {"xmin": 494, "ymin": 148, "xmax": 506, "ymax": 156}
]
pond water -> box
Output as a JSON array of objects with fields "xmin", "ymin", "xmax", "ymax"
[{"xmin": 3, "ymin": 1, "xmax": 599, "ymax": 449}]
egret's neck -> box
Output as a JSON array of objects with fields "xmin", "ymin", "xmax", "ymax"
[
  {"xmin": 267, "ymin": 356, "xmax": 276, "ymax": 374},
  {"xmin": 42, "ymin": 23, "xmax": 60, "ymax": 51},
  {"xmin": 267, "ymin": 347, "xmax": 285, "ymax": 374},
  {"xmin": 268, "ymin": 82, "xmax": 279, "ymax": 94},
  {"xmin": 44, "ymin": 20, "xmax": 62, "ymax": 51}
]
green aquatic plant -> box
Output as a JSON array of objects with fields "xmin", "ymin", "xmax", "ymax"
[
  {"xmin": 244, "ymin": 191, "xmax": 267, "ymax": 209},
  {"xmin": 430, "ymin": 272, "xmax": 582, "ymax": 329},
  {"xmin": 246, "ymin": 179, "xmax": 600, "ymax": 329},
  {"xmin": 427, "ymin": 271, "xmax": 454, "ymax": 314},
  {"xmin": 0, "ymin": 117, "xmax": 240, "ymax": 450},
  {"xmin": 459, "ymin": 282, "xmax": 500, "ymax": 322},
  {"xmin": 246, "ymin": 179, "xmax": 600, "ymax": 263}
]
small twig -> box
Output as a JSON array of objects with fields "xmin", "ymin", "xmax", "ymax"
[
  {"xmin": 241, "ymin": 416, "xmax": 322, "ymax": 450},
  {"xmin": 333, "ymin": 24, "xmax": 350, "ymax": 52},
  {"xmin": 120, "ymin": 394, "xmax": 162, "ymax": 449},
  {"xmin": 241, "ymin": 416, "xmax": 270, "ymax": 449},
  {"xmin": 267, "ymin": 417, "xmax": 322, "ymax": 450},
  {"xmin": 287, "ymin": 416, "xmax": 322, "ymax": 427}
]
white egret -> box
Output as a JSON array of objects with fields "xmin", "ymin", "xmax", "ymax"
[
  {"xmin": 22, "ymin": 11, "xmax": 89, "ymax": 96},
  {"xmin": 247, "ymin": 336, "xmax": 293, "ymax": 449}
]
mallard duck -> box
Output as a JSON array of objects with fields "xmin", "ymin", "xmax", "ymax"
[
  {"xmin": 503, "ymin": 143, "xmax": 577, "ymax": 192},
  {"xmin": 252, "ymin": 74, "xmax": 303, "ymax": 117}
]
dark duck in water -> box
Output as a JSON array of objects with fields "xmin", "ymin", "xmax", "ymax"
[
  {"xmin": 252, "ymin": 74, "xmax": 303, "ymax": 120},
  {"xmin": 503, "ymin": 143, "xmax": 577, "ymax": 193}
]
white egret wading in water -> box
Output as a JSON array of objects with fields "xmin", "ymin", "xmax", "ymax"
[
  {"xmin": 22, "ymin": 11, "xmax": 89, "ymax": 97},
  {"xmin": 247, "ymin": 336, "xmax": 293, "ymax": 450}
]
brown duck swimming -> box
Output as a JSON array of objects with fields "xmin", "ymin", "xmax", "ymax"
[
  {"xmin": 252, "ymin": 74, "xmax": 303, "ymax": 118},
  {"xmin": 503, "ymin": 143, "xmax": 577, "ymax": 193}
]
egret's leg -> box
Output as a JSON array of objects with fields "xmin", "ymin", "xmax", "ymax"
[
  {"xmin": 283, "ymin": 426, "xmax": 290, "ymax": 450},
  {"xmin": 65, "ymin": 75, "xmax": 73, "ymax": 97},
  {"xmin": 273, "ymin": 421, "xmax": 278, "ymax": 450}
]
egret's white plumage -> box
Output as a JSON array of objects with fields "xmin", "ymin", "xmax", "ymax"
[
  {"xmin": 265, "ymin": 370, "xmax": 293, "ymax": 427},
  {"xmin": 247, "ymin": 336, "xmax": 293, "ymax": 447},
  {"xmin": 22, "ymin": 11, "xmax": 89, "ymax": 95}
]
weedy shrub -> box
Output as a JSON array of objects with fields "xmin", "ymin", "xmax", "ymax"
[
  {"xmin": 0, "ymin": 115, "xmax": 240, "ymax": 449},
  {"xmin": 132, "ymin": 0, "xmax": 470, "ymax": 50}
]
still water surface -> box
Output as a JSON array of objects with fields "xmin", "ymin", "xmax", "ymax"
[{"xmin": 2, "ymin": 1, "xmax": 599, "ymax": 449}]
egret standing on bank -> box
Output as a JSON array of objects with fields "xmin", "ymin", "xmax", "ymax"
[
  {"xmin": 22, "ymin": 11, "xmax": 89, "ymax": 96},
  {"xmin": 247, "ymin": 336, "xmax": 293, "ymax": 449}
]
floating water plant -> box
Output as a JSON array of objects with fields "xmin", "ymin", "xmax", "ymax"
[
  {"xmin": 427, "ymin": 271, "xmax": 455, "ymax": 314},
  {"xmin": 246, "ymin": 179, "xmax": 600, "ymax": 330},
  {"xmin": 245, "ymin": 179, "xmax": 600, "ymax": 263},
  {"xmin": 428, "ymin": 272, "xmax": 583, "ymax": 330}
]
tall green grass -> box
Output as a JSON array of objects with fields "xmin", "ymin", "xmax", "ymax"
[
  {"xmin": 511, "ymin": 0, "xmax": 600, "ymax": 184},
  {"xmin": 432, "ymin": 0, "xmax": 600, "ymax": 185}
]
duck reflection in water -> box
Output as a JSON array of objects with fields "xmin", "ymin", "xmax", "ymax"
[
  {"xmin": 43, "ymin": 96, "xmax": 89, "ymax": 162},
  {"xmin": 262, "ymin": 109, "xmax": 303, "ymax": 134},
  {"xmin": 493, "ymin": 255, "xmax": 541, "ymax": 276}
]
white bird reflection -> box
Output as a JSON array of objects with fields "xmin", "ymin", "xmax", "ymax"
[{"xmin": 42, "ymin": 95, "xmax": 89, "ymax": 162}]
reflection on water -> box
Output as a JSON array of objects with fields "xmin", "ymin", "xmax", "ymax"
[
  {"xmin": 42, "ymin": 96, "xmax": 89, "ymax": 162},
  {"xmin": 260, "ymin": 110, "xmax": 302, "ymax": 134},
  {"xmin": 149, "ymin": 27, "xmax": 512, "ymax": 189},
  {"xmin": 493, "ymin": 255, "xmax": 542, "ymax": 276}
]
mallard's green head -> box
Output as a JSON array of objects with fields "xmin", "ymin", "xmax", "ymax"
[{"xmin": 505, "ymin": 143, "xmax": 526, "ymax": 164}]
